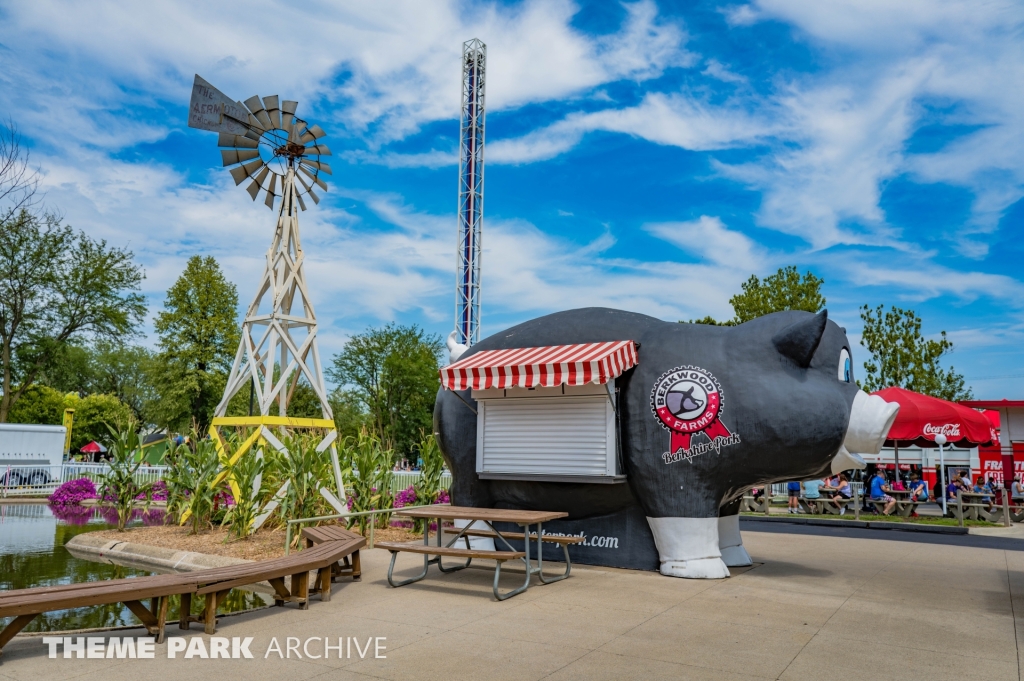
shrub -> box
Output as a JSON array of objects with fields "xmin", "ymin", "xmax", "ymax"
[
  {"xmin": 49, "ymin": 477, "xmax": 98, "ymax": 506},
  {"xmin": 96, "ymin": 419, "xmax": 156, "ymax": 531}
]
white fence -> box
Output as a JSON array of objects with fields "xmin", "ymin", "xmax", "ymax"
[
  {"xmin": 0, "ymin": 463, "xmax": 169, "ymax": 498},
  {"xmin": 0, "ymin": 463, "xmax": 451, "ymax": 498}
]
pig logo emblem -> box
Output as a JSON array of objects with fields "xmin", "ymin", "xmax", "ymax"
[{"xmin": 651, "ymin": 366, "xmax": 740, "ymax": 463}]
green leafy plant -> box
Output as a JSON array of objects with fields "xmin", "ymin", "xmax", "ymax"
[
  {"xmin": 410, "ymin": 431, "xmax": 445, "ymax": 533},
  {"xmin": 222, "ymin": 443, "xmax": 268, "ymax": 540},
  {"xmin": 347, "ymin": 429, "xmax": 395, "ymax": 534},
  {"xmin": 272, "ymin": 432, "xmax": 333, "ymax": 537},
  {"xmin": 163, "ymin": 428, "xmax": 224, "ymax": 534},
  {"xmin": 96, "ymin": 419, "xmax": 154, "ymax": 531}
]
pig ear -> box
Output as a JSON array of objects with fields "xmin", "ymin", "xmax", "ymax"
[{"xmin": 772, "ymin": 309, "xmax": 828, "ymax": 368}]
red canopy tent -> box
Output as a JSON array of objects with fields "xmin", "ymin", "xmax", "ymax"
[{"xmin": 872, "ymin": 387, "xmax": 995, "ymax": 498}]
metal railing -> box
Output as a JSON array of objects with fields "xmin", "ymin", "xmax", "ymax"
[
  {"xmin": 0, "ymin": 463, "xmax": 169, "ymax": 498},
  {"xmin": 0, "ymin": 463, "xmax": 450, "ymax": 499},
  {"xmin": 283, "ymin": 503, "xmax": 449, "ymax": 554}
]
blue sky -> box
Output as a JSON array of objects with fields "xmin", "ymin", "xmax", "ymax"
[{"xmin": 1, "ymin": 0, "xmax": 1022, "ymax": 398}]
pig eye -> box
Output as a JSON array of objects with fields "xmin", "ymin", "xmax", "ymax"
[{"xmin": 838, "ymin": 348, "xmax": 852, "ymax": 382}]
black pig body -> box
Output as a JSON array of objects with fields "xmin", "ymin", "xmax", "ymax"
[{"xmin": 434, "ymin": 307, "xmax": 895, "ymax": 578}]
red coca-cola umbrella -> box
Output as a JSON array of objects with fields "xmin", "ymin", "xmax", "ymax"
[
  {"xmin": 873, "ymin": 387, "xmax": 994, "ymax": 448},
  {"xmin": 872, "ymin": 387, "xmax": 995, "ymax": 508},
  {"xmin": 79, "ymin": 441, "xmax": 107, "ymax": 454}
]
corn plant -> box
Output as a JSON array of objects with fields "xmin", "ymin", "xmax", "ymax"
[
  {"xmin": 97, "ymin": 419, "xmax": 154, "ymax": 532},
  {"xmin": 409, "ymin": 431, "xmax": 445, "ymax": 533},
  {"xmin": 222, "ymin": 444, "xmax": 268, "ymax": 540},
  {"xmin": 165, "ymin": 432, "xmax": 224, "ymax": 534},
  {"xmin": 347, "ymin": 429, "xmax": 395, "ymax": 533},
  {"xmin": 274, "ymin": 432, "xmax": 333, "ymax": 532}
]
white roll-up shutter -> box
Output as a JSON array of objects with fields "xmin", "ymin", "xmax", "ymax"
[{"xmin": 476, "ymin": 395, "xmax": 616, "ymax": 477}]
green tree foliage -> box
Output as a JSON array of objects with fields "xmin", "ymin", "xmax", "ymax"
[
  {"xmin": 38, "ymin": 341, "xmax": 157, "ymax": 426},
  {"xmin": 151, "ymin": 256, "xmax": 239, "ymax": 433},
  {"xmin": 329, "ymin": 388, "xmax": 369, "ymax": 441},
  {"xmin": 6, "ymin": 384, "xmax": 133, "ymax": 449},
  {"xmin": 327, "ymin": 323, "xmax": 443, "ymax": 458},
  {"xmin": 0, "ymin": 210, "xmax": 146, "ymax": 422},
  {"xmin": 859, "ymin": 305, "xmax": 973, "ymax": 401},
  {"xmin": 689, "ymin": 266, "xmax": 825, "ymax": 325}
]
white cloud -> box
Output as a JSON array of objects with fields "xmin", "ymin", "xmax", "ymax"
[{"xmin": 644, "ymin": 216, "xmax": 762, "ymax": 271}]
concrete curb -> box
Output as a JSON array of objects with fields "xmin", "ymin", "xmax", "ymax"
[
  {"xmin": 65, "ymin": 533, "xmax": 252, "ymax": 572},
  {"xmin": 739, "ymin": 514, "xmax": 969, "ymax": 535}
]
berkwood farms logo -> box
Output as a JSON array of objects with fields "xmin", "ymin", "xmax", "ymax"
[
  {"xmin": 923, "ymin": 423, "xmax": 961, "ymax": 438},
  {"xmin": 651, "ymin": 365, "xmax": 741, "ymax": 464}
]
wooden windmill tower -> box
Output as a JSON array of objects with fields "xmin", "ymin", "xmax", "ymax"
[{"xmin": 187, "ymin": 75, "xmax": 346, "ymax": 528}]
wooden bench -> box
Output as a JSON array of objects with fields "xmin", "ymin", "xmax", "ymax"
[
  {"xmin": 300, "ymin": 525, "xmax": 364, "ymax": 582},
  {"xmin": 0, "ymin": 535, "xmax": 365, "ymax": 654},
  {"xmin": 0, "ymin": 573, "xmax": 197, "ymax": 653}
]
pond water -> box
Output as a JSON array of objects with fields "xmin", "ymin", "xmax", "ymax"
[{"xmin": 0, "ymin": 503, "xmax": 271, "ymax": 632}]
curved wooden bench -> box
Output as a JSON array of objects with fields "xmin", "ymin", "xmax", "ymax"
[{"xmin": 0, "ymin": 534, "xmax": 365, "ymax": 654}]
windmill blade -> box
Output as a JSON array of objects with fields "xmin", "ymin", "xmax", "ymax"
[
  {"xmin": 300, "ymin": 159, "xmax": 332, "ymax": 175},
  {"xmin": 303, "ymin": 144, "xmax": 332, "ymax": 156},
  {"xmin": 221, "ymin": 148, "xmax": 260, "ymax": 166},
  {"xmin": 281, "ymin": 100, "xmax": 298, "ymax": 128},
  {"xmin": 295, "ymin": 192, "xmax": 307, "ymax": 211},
  {"xmin": 266, "ymin": 173, "xmax": 277, "ymax": 197},
  {"xmin": 246, "ymin": 178, "xmax": 262, "ymax": 201},
  {"xmin": 298, "ymin": 164, "xmax": 329, "ymax": 191},
  {"xmin": 298, "ymin": 124, "xmax": 326, "ymax": 145},
  {"xmin": 244, "ymin": 95, "xmax": 275, "ymax": 130},
  {"xmin": 307, "ymin": 187, "xmax": 320, "ymax": 205},
  {"xmin": 265, "ymin": 189, "xmax": 275, "ymax": 209},
  {"xmin": 246, "ymin": 166, "xmax": 272, "ymax": 200},
  {"xmin": 218, "ymin": 133, "xmax": 259, "ymax": 149},
  {"xmin": 263, "ymin": 95, "xmax": 282, "ymax": 129},
  {"xmin": 229, "ymin": 159, "xmax": 265, "ymax": 185}
]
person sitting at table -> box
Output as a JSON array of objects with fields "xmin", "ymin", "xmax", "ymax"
[
  {"xmin": 907, "ymin": 473, "xmax": 928, "ymax": 503},
  {"xmin": 868, "ymin": 469, "xmax": 897, "ymax": 515},
  {"xmin": 973, "ymin": 475, "xmax": 994, "ymax": 512},
  {"xmin": 1013, "ymin": 476, "xmax": 1024, "ymax": 504},
  {"xmin": 831, "ymin": 474, "xmax": 852, "ymax": 515},
  {"xmin": 803, "ymin": 477, "xmax": 823, "ymax": 501}
]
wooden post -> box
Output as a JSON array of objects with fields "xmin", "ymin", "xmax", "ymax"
[
  {"xmin": 764, "ymin": 486, "xmax": 771, "ymax": 516},
  {"xmin": 854, "ymin": 486, "xmax": 860, "ymax": 521},
  {"xmin": 1004, "ymin": 487, "xmax": 1012, "ymax": 527},
  {"xmin": 204, "ymin": 593, "xmax": 218, "ymax": 635},
  {"xmin": 179, "ymin": 592, "xmax": 191, "ymax": 630},
  {"xmin": 957, "ymin": 491, "xmax": 964, "ymax": 528},
  {"xmin": 351, "ymin": 550, "xmax": 362, "ymax": 582}
]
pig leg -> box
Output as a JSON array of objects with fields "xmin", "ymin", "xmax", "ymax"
[
  {"xmin": 646, "ymin": 517, "xmax": 730, "ymax": 579},
  {"xmin": 717, "ymin": 498, "xmax": 752, "ymax": 567}
]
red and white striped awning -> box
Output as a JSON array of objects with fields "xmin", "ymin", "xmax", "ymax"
[{"xmin": 440, "ymin": 340, "xmax": 639, "ymax": 391}]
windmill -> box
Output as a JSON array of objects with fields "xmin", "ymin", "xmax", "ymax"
[{"xmin": 186, "ymin": 75, "xmax": 347, "ymax": 529}]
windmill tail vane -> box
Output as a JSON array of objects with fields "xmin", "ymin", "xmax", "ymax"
[{"xmin": 188, "ymin": 74, "xmax": 331, "ymax": 210}]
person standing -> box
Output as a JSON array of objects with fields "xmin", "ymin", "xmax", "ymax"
[{"xmin": 787, "ymin": 481, "xmax": 802, "ymax": 513}]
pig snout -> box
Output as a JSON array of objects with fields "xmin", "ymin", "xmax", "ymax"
[
  {"xmin": 843, "ymin": 390, "xmax": 899, "ymax": 455},
  {"xmin": 829, "ymin": 392, "xmax": 898, "ymax": 474}
]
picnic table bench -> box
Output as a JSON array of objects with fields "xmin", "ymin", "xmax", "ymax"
[
  {"xmin": 0, "ymin": 533, "xmax": 364, "ymax": 656},
  {"xmin": 377, "ymin": 506, "xmax": 574, "ymax": 601}
]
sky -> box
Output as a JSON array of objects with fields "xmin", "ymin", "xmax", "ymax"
[{"xmin": 1, "ymin": 0, "xmax": 1022, "ymax": 399}]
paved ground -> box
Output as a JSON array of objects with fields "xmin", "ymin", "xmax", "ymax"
[{"xmin": 3, "ymin": 529, "xmax": 1023, "ymax": 680}]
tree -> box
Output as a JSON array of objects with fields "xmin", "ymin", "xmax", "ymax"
[
  {"xmin": 0, "ymin": 210, "xmax": 146, "ymax": 421},
  {"xmin": 7, "ymin": 384, "xmax": 134, "ymax": 449},
  {"xmin": 151, "ymin": 256, "xmax": 239, "ymax": 433},
  {"xmin": 327, "ymin": 324, "xmax": 443, "ymax": 458},
  {"xmin": 859, "ymin": 305, "xmax": 972, "ymax": 401},
  {"xmin": 690, "ymin": 266, "xmax": 825, "ymax": 325},
  {"xmin": 0, "ymin": 120, "xmax": 40, "ymax": 218}
]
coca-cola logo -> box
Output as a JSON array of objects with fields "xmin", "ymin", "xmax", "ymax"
[{"xmin": 923, "ymin": 423, "xmax": 961, "ymax": 438}]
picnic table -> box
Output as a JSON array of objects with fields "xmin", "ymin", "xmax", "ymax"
[{"xmin": 377, "ymin": 506, "xmax": 581, "ymax": 601}]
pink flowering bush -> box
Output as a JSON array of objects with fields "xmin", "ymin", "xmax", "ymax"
[{"xmin": 48, "ymin": 478, "xmax": 98, "ymax": 506}]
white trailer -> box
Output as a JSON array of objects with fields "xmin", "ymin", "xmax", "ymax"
[{"xmin": 0, "ymin": 423, "xmax": 66, "ymax": 467}]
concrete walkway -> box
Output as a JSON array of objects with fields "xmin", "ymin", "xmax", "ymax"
[{"xmin": 2, "ymin": 529, "xmax": 1022, "ymax": 680}]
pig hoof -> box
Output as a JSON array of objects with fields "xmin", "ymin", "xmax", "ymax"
[
  {"xmin": 660, "ymin": 558, "xmax": 730, "ymax": 579},
  {"xmin": 720, "ymin": 545, "xmax": 752, "ymax": 567}
]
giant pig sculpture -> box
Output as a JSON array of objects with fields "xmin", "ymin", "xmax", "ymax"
[{"xmin": 434, "ymin": 307, "xmax": 898, "ymax": 579}]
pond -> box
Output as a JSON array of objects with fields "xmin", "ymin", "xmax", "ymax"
[{"xmin": 0, "ymin": 503, "xmax": 271, "ymax": 633}]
